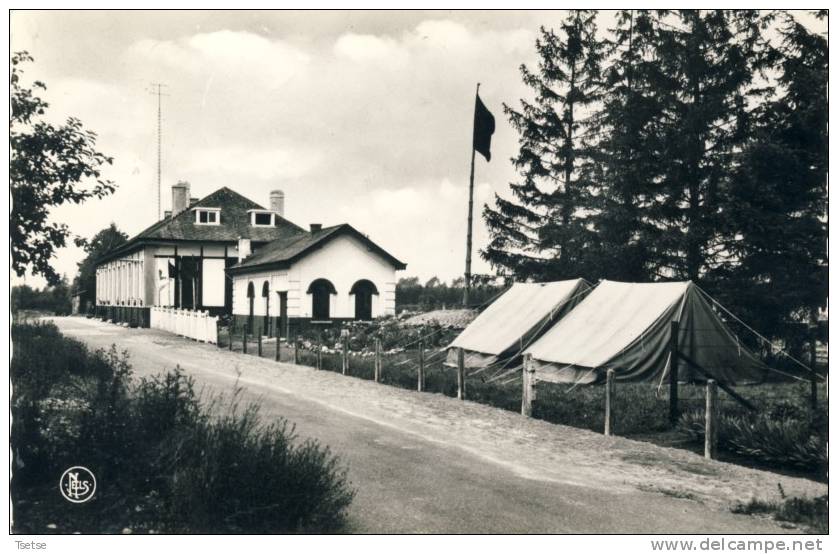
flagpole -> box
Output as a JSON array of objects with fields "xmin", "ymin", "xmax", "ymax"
[{"xmin": 464, "ymin": 83, "xmax": 480, "ymax": 308}]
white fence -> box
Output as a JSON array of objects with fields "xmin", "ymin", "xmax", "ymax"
[{"xmin": 150, "ymin": 307, "xmax": 219, "ymax": 344}]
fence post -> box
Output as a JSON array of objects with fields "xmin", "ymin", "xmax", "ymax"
[
  {"xmin": 275, "ymin": 335, "xmax": 281, "ymax": 362},
  {"xmin": 257, "ymin": 326, "xmax": 263, "ymax": 357},
  {"xmin": 418, "ymin": 338, "xmax": 425, "ymax": 392},
  {"xmin": 809, "ymin": 313, "xmax": 818, "ymax": 410},
  {"xmin": 705, "ymin": 379, "xmax": 718, "ymax": 460},
  {"xmin": 242, "ymin": 328, "xmax": 247, "ymax": 354},
  {"xmin": 374, "ymin": 338, "xmax": 382, "ymax": 382},
  {"xmin": 316, "ymin": 342, "xmax": 323, "ymax": 370},
  {"xmin": 669, "ymin": 320, "xmax": 679, "ymax": 426},
  {"xmin": 604, "ymin": 368, "xmax": 615, "ymax": 436},
  {"xmin": 342, "ymin": 335, "xmax": 349, "ymax": 375},
  {"xmin": 457, "ymin": 347, "xmax": 465, "ymax": 400},
  {"xmin": 294, "ymin": 337, "xmax": 300, "ymax": 365},
  {"xmin": 521, "ymin": 354, "xmax": 533, "ymax": 416}
]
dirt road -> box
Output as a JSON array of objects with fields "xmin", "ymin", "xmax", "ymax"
[{"xmin": 51, "ymin": 317, "xmax": 825, "ymax": 533}]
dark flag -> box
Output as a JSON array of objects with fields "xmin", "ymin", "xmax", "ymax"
[
  {"xmin": 473, "ymin": 93, "xmax": 495, "ymax": 162},
  {"xmin": 167, "ymin": 260, "xmax": 177, "ymax": 278}
]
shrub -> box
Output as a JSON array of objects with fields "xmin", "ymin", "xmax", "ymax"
[
  {"xmin": 677, "ymin": 407, "xmax": 827, "ymax": 475},
  {"xmin": 11, "ymin": 323, "xmax": 355, "ymax": 533},
  {"xmin": 165, "ymin": 396, "xmax": 353, "ymax": 533},
  {"xmin": 732, "ymin": 485, "xmax": 828, "ymax": 533}
]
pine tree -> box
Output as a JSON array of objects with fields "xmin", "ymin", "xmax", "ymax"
[
  {"xmin": 723, "ymin": 10, "xmax": 827, "ymax": 344},
  {"xmin": 482, "ymin": 10, "xmax": 604, "ymax": 281},
  {"xmin": 644, "ymin": 10, "xmax": 769, "ymax": 282},
  {"xmin": 584, "ymin": 10, "xmax": 671, "ymax": 281}
]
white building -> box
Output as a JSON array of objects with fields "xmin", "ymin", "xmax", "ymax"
[
  {"xmin": 94, "ymin": 182, "xmax": 406, "ymax": 332},
  {"xmin": 227, "ymin": 223, "xmax": 407, "ymax": 337}
]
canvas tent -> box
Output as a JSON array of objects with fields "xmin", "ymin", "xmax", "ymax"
[
  {"xmin": 445, "ymin": 279, "xmax": 591, "ymax": 369},
  {"xmin": 524, "ymin": 280, "xmax": 765, "ymax": 385}
]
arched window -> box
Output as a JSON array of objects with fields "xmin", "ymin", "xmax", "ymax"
[
  {"xmin": 307, "ymin": 278, "xmax": 337, "ymax": 321},
  {"xmin": 262, "ymin": 281, "xmax": 271, "ymax": 336},
  {"xmin": 246, "ymin": 281, "xmax": 255, "ymax": 334},
  {"xmin": 350, "ymin": 279, "xmax": 379, "ymax": 321}
]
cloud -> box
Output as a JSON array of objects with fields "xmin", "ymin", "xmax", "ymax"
[{"xmin": 11, "ymin": 13, "xmax": 541, "ymax": 286}]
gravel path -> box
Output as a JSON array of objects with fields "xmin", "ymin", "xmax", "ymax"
[{"xmin": 51, "ymin": 317, "xmax": 826, "ymax": 533}]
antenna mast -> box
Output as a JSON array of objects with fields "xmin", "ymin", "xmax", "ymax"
[{"xmin": 149, "ymin": 83, "xmax": 169, "ymax": 220}]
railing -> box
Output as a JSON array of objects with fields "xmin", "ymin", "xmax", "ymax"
[{"xmin": 150, "ymin": 307, "xmax": 218, "ymax": 344}]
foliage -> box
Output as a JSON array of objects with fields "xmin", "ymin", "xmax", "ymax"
[
  {"xmin": 732, "ymin": 486, "xmax": 827, "ymax": 533},
  {"xmin": 11, "ymin": 278, "xmax": 73, "ymax": 315},
  {"xmin": 483, "ymin": 10, "xmax": 604, "ymax": 281},
  {"xmin": 10, "ymin": 322, "xmax": 354, "ymax": 533},
  {"xmin": 677, "ymin": 401, "xmax": 827, "ymax": 476},
  {"xmin": 483, "ymin": 10, "xmax": 827, "ymax": 346},
  {"xmin": 396, "ymin": 275, "xmax": 504, "ymax": 311},
  {"xmin": 10, "ymin": 51, "xmax": 116, "ymax": 286},
  {"xmin": 72, "ymin": 224, "xmax": 129, "ymax": 305}
]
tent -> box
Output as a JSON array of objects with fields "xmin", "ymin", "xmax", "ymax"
[
  {"xmin": 524, "ymin": 280, "xmax": 765, "ymax": 385},
  {"xmin": 445, "ymin": 279, "xmax": 591, "ymax": 369}
]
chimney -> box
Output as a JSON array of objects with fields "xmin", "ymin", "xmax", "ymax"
[
  {"xmin": 237, "ymin": 237, "xmax": 251, "ymax": 262},
  {"xmin": 270, "ymin": 190, "xmax": 285, "ymax": 217},
  {"xmin": 171, "ymin": 181, "xmax": 190, "ymax": 217},
  {"xmin": 310, "ymin": 223, "xmax": 322, "ymax": 233}
]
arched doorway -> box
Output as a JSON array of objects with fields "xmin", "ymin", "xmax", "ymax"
[
  {"xmin": 261, "ymin": 281, "xmax": 271, "ymax": 336},
  {"xmin": 246, "ymin": 281, "xmax": 255, "ymax": 334},
  {"xmin": 307, "ymin": 278, "xmax": 336, "ymax": 321},
  {"xmin": 350, "ymin": 279, "xmax": 378, "ymax": 321}
]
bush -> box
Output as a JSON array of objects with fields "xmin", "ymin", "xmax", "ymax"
[
  {"xmin": 166, "ymin": 397, "xmax": 353, "ymax": 533},
  {"xmin": 11, "ymin": 322, "xmax": 354, "ymax": 533},
  {"xmin": 732, "ymin": 485, "xmax": 828, "ymax": 533},
  {"xmin": 677, "ymin": 406, "xmax": 827, "ymax": 475}
]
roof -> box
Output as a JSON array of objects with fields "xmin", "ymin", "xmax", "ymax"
[
  {"xmin": 524, "ymin": 280, "xmax": 764, "ymax": 385},
  {"xmin": 450, "ymin": 279, "xmax": 591, "ymax": 356},
  {"xmin": 96, "ymin": 187, "xmax": 306, "ymax": 264},
  {"xmin": 228, "ymin": 223, "xmax": 407, "ymax": 273}
]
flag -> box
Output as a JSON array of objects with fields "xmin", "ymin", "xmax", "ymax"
[
  {"xmin": 473, "ymin": 92, "xmax": 495, "ymax": 162},
  {"xmin": 167, "ymin": 260, "xmax": 177, "ymax": 278}
]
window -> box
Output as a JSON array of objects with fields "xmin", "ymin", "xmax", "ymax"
[
  {"xmin": 249, "ymin": 210, "xmax": 275, "ymax": 227},
  {"xmin": 350, "ymin": 279, "xmax": 378, "ymax": 321},
  {"xmin": 307, "ymin": 278, "xmax": 336, "ymax": 321},
  {"xmin": 194, "ymin": 208, "xmax": 220, "ymax": 225}
]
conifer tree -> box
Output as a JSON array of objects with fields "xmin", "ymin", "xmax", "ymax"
[{"xmin": 482, "ymin": 10, "xmax": 604, "ymax": 281}]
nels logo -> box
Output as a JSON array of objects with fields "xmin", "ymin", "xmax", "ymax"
[{"xmin": 60, "ymin": 466, "xmax": 97, "ymax": 504}]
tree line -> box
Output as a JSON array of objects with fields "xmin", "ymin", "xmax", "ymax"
[{"xmin": 483, "ymin": 10, "xmax": 827, "ymax": 349}]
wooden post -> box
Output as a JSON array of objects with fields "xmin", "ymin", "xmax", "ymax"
[
  {"xmin": 457, "ymin": 347, "xmax": 465, "ymax": 400},
  {"xmin": 605, "ymin": 368, "xmax": 615, "ymax": 436},
  {"xmin": 293, "ymin": 338, "xmax": 300, "ymax": 365},
  {"xmin": 521, "ymin": 354, "xmax": 533, "ymax": 416},
  {"xmin": 242, "ymin": 328, "xmax": 247, "ymax": 354},
  {"xmin": 257, "ymin": 327, "xmax": 263, "ymax": 357},
  {"xmin": 342, "ymin": 336, "xmax": 349, "ymax": 375},
  {"xmin": 669, "ymin": 320, "xmax": 679, "ymax": 426},
  {"xmin": 809, "ymin": 310, "xmax": 818, "ymax": 410},
  {"xmin": 705, "ymin": 379, "xmax": 718, "ymax": 460},
  {"xmin": 373, "ymin": 338, "xmax": 381, "ymax": 383},
  {"xmin": 228, "ymin": 326, "xmax": 233, "ymax": 351},
  {"xmin": 418, "ymin": 338, "xmax": 425, "ymax": 392},
  {"xmin": 275, "ymin": 335, "xmax": 281, "ymax": 362},
  {"xmin": 316, "ymin": 343, "xmax": 322, "ymax": 370}
]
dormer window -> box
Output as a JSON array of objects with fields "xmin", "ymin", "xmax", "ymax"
[
  {"xmin": 194, "ymin": 207, "xmax": 221, "ymax": 225},
  {"xmin": 248, "ymin": 209, "xmax": 276, "ymax": 227}
]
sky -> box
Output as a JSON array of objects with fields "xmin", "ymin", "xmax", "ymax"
[{"xmin": 10, "ymin": 10, "xmax": 826, "ymax": 288}]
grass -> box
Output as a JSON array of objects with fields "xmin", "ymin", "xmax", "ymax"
[
  {"xmin": 221, "ymin": 329, "xmax": 828, "ymax": 483},
  {"xmin": 732, "ymin": 486, "xmax": 828, "ymax": 533},
  {"xmin": 11, "ymin": 322, "xmax": 354, "ymax": 534}
]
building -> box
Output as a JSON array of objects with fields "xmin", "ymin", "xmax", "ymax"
[
  {"xmin": 227, "ymin": 223, "xmax": 407, "ymax": 338},
  {"xmin": 94, "ymin": 182, "xmax": 406, "ymax": 331}
]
